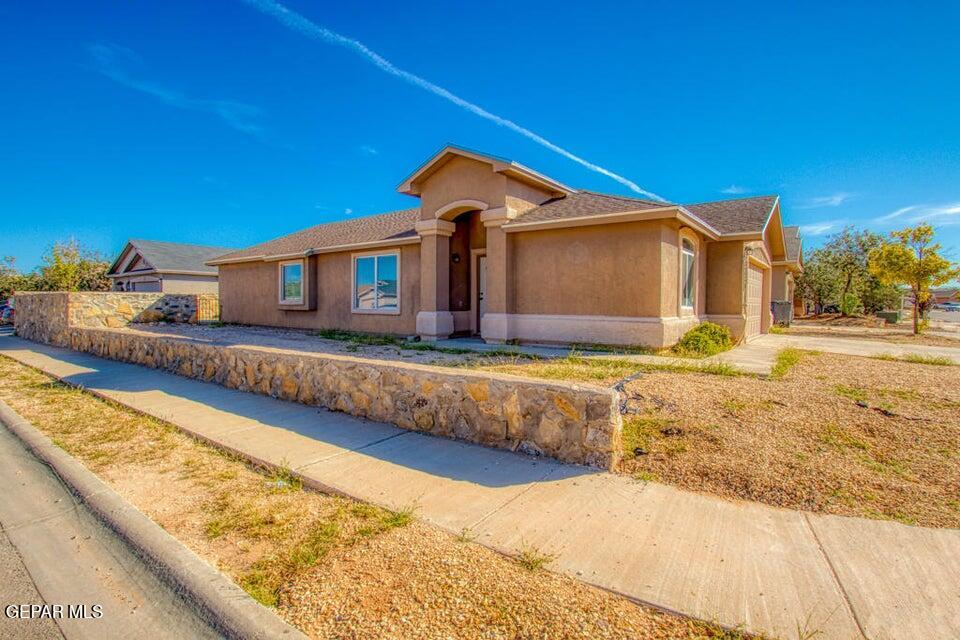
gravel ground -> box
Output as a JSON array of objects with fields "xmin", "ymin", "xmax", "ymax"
[
  {"xmin": 620, "ymin": 352, "xmax": 960, "ymax": 527},
  {"xmin": 0, "ymin": 356, "xmax": 747, "ymax": 640}
]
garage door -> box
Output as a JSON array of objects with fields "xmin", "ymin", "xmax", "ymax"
[{"xmin": 745, "ymin": 264, "xmax": 763, "ymax": 338}]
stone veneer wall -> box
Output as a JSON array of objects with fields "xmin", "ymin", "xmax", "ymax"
[
  {"xmin": 14, "ymin": 292, "xmax": 218, "ymax": 333},
  {"xmin": 13, "ymin": 292, "xmax": 621, "ymax": 469}
]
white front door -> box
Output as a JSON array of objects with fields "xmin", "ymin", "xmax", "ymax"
[{"xmin": 477, "ymin": 255, "xmax": 487, "ymax": 334}]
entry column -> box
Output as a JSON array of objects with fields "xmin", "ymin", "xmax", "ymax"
[
  {"xmin": 415, "ymin": 219, "xmax": 456, "ymax": 340},
  {"xmin": 479, "ymin": 207, "xmax": 515, "ymax": 343}
]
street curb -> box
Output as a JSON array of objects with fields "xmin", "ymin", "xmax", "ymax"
[{"xmin": 0, "ymin": 399, "xmax": 308, "ymax": 640}]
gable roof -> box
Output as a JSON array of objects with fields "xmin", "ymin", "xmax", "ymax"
[
  {"xmin": 109, "ymin": 239, "xmax": 236, "ymax": 276},
  {"xmin": 683, "ymin": 196, "xmax": 779, "ymax": 235},
  {"xmin": 208, "ymin": 208, "xmax": 420, "ymax": 264},
  {"xmin": 397, "ymin": 145, "xmax": 574, "ymax": 197},
  {"xmin": 783, "ymin": 225, "xmax": 802, "ymax": 262}
]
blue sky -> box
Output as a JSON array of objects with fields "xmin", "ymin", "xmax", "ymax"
[{"xmin": 2, "ymin": 0, "xmax": 959, "ymax": 271}]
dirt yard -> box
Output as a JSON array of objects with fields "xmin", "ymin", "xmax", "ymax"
[
  {"xmin": 619, "ymin": 352, "xmax": 960, "ymax": 527},
  {"xmin": 0, "ymin": 355, "xmax": 747, "ymax": 640}
]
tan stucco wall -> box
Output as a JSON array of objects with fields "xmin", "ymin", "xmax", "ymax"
[
  {"xmin": 510, "ymin": 220, "xmax": 693, "ymax": 318},
  {"xmin": 505, "ymin": 178, "xmax": 555, "ymax": 216},
  {"xmin": 771, "ymin": 265, "xmax": 789, "ymax": 300},
  {"xmin": 218, "ymin": 244, "xmax": 421, "ymax": 334},
  {"xmin": 417, "ymin": 155, "xmax": 554, "ymax": 221},
  {"xmin": 419, "ymin": 156, "xmax": 507, "ymax": 220},
  {"xmin": 706, "ymin": 240, "xmax": 746, "ymax": 316},
  {"xmin": 161, "ymin": 274, "xmax": 220, "ymax": 294}
]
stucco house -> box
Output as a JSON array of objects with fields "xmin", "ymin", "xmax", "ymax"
[
  {"xmin": 208, "ymin": 145, "xmax": 803, "ymax": 347},
  {"xmin": 771, "ymin": 225, "xmax": 803, "ymax": 319},
  {"xmin": 108, "ymin": 239, "xmax": 235, "ymax": 294}
]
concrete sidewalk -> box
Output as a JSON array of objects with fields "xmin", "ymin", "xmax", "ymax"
[{"xmin": 2, "ymin": 336, "xmax": 959, "ymax": 640}]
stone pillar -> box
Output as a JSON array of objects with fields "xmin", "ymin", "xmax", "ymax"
[
  {"xmin": 479, "ymin": 207, "xmax": 516, "ymax": 343},
  {"xmin": 415, "ymin": 219, "xmax": 456, "ymax": 340}
]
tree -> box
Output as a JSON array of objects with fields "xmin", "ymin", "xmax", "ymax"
[
  {"xmin": 795, "ymin": 248, "xmax": 841, "ymax": 314},
  {"xmin": 0, "ymin": 256, "xmax": 40, "ymax": 301},
  {"xmin": 858, "ymin": 275, "xmax": 902, "ymax": 314},
  {"xmin": 868, "ymin": 224, "xmax": 960, "ymax": 334},
  {"xmin": 38, "ymin": 240, "xmax": 110, "ymax": 292},
  {"xmin": 821, "ymin": 227, "xmax": 884, "ymax": 316}
]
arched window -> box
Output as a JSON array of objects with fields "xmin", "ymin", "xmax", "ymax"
[{"xmin": 681, "ymin": 238, "xmax": 695, "ymax": 309}]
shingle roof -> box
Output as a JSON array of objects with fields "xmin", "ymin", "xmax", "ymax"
[
  {"xmin": 112, "ymin": 240, "xmax": 237, "ymax": 275},
  {"xmin": 506, "ymin": 191, "xmax": 669, "ymax": 225},
  {"xmin": 216, "ymin": 192, "xmax": 783, "ymax": 264},
  {"xmin": 683, "ymin": 196, "xmax": 779, "ymax": 234},
  {"xmin": 783, "ymin": 225, "xmax": 802, "ymax": 262},
  {"xmin": 210, "ymin": 208, "xmax": 420, "ymax": 263}
]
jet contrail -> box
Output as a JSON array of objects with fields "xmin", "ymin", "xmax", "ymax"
[{"xmin": 238, "ymin": 0, "xmax": 667, "ymax": 202}]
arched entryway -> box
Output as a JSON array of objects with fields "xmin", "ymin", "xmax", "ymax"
[{"xmin": 447, "ymin": 210, "xmax": 487, "ymax": 335}]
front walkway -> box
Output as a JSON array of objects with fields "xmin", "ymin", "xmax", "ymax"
[{"xmin": 2, "ymin": 335, "xmax": 959, "ymax": 640}]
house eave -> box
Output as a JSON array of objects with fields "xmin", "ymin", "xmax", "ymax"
[
  {"xmin": 206, "ymin": 236, "xmax": 421, "ymax": 266},
  {"xmin": 503, "ymin": 205, "xmax": 721, "ymax": 240}
]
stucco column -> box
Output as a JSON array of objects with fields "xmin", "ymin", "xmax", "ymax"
[
  {"xmin": 479, "ymin": 207, "xmax": 516, "ymax": 343},
  {"xmin": 415, "ymin": 219, "xmax": 455, "ymax": 340}
]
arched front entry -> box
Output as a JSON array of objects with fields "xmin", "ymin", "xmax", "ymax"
[
  {"xmin": 415, "ymin": 200, "xmax": 489, "ymax": 339},
  {"xmin": 447, "ymin": 210, "xmax": 487, "ymax": 335}
]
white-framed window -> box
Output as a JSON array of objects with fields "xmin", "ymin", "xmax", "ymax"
[
  {"xmin": 681, "ymin": 238, "xmax": 696, "ymax": 309},
  {"xmin": 279, "ymin": 260, "xmax": 304, "ymax": 304},
  {"xmin": 352, "ymin": 251, "xmax": 399, "ymax": 314}
]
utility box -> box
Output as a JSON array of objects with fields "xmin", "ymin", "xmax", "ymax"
[
  {"xmin": 772, "ymin": 300, "xmax": 794, "ymax": 326},
  {"xmin": 876, "ymin": 310, "xmax": 902, "ymax": 325}
]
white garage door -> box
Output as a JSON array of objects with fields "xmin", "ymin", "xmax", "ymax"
[{"xmin": 745, "ymin": 264, "xmax": 763, "ymax": 338}]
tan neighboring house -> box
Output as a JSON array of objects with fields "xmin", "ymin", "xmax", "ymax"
[
  {"xmin": 108, "ymin": 239, "xmax": 235, "ymax": 294},
  {"xmin": 771, "ymin": 225, "xmax": 804, "ymax": 318},
  {"xmin": 208, "ymin": 145, "xmax": 802, "ymax": 347}
]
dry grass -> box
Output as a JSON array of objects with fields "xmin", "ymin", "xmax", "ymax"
[
  {"xmin": 620, "ymin": 352, "xmax": 960, "ymax": 527},
  {"xmin": 0, "ymin": 355, "xmax": 748, "ymax": 640},
  {"xmin": 463, "ymin": 352, "xmax": 743, "ymax": 386}
]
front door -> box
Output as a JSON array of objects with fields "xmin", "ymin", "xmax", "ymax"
[{"xmin": 477, "ymin": 255, "xmax": 487, "ymax": 334}]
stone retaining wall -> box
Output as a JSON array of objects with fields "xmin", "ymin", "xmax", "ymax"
[
  {"xmin": 12, "ymin": 292, "xmax": 621, "ymax": 469},
  {"xmin": 14, "ymin": 292, "xmax": 218, "ymax": 338}
]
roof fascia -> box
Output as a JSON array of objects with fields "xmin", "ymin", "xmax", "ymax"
[{"xmin": 206, "ymin": 236, "xmax": 421, "ymax": 266}]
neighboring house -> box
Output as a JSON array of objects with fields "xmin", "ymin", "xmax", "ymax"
[
  {"xmin": 108, "ymin": 239, "xmax": 235, "ymax": 294},
  {"xmin": 931, "ymin": 287, "xmax": 959, "ymax": 304},
  {"xmin": 209, "ymin": 145, "xmax": 801, "ymax": 347},
  {"xmin": 771, "ymin": 225, "xmax": 804, "ymax": 319}
]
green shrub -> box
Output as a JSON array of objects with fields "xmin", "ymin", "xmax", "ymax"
[
  {"xmin": 840, "ymin": 293, "xmax": 862, "ymax": 316},
  {"xmin": 673, "ymin": 322, "xmax": 733, "ymax": 357}
]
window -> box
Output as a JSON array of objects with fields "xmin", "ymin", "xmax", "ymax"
[
  {"xmin": 279, "ymin": 261, "xmax": 303, "ymax": 304},
  {"xmin": 353, "ymin": 252, "xmax": 399, "ymax": 313},
  {"xmin": 681, "ymin": 239, "xmax": 696, "ymax": 309}
]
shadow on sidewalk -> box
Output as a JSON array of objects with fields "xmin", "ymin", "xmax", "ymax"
[{"xmin": 0, "ymin": 336, "xmax": 595, "ymax": 489}]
